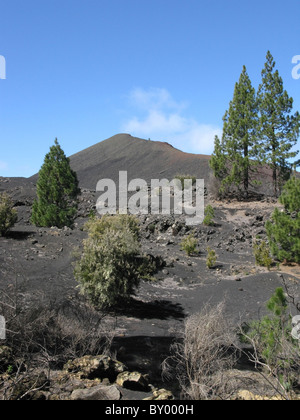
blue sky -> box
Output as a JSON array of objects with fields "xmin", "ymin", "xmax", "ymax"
[{"xmin": 0, "ymin": 0, "xmax": 299, "ymax": 177}]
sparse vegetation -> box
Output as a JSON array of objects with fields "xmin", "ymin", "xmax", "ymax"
[
  {"xmin": 180, "ymin": 233, "xmax": 198, "ymax": 256},
  {"xmin": 253, "ymin": 240, "xmax": 273, "ymax": 270},
  {"xmin": 206, "ymin": 247, "xmax": 217, "ymax": 269},
  {"xmin": 74, "ymin": 214, "xmax": 153, "ymax": 309},
  {"xmin": 163, "ymin": 302, "xmax": 238, "ymax": 400},
  {"xmin": 0, "ymin": 193, "xmax": 17, "ymax": 236},
  {"xmin": 0, "ymin": 276, "xmax": 115, "ymax": 399},
  {"xmin": 84, "ymin": 213, "xmax": 140, "ymax": 241},
  {"xmin": 241, "ymin": 288, "xmax": 300, "ymax": 398},
  {"xmin": 2, "ymin": 170, "xmax": 300, "ymax": 399},
  {"xmin": 203, "ymin": 204, "xmax": 215, "ymax": 226}
]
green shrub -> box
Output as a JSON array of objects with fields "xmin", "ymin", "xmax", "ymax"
[
  {"xmin": 206, "ymin": 247, "xmax": 217, "ymax": 269},
  {"xmin": 84, "ymin": 213, "xmax": 140, "ymax": 241},
  {"xmin": 253, "ymin": 240, "xmax": 273, "ymax": 270},
  {"xmin": 74, "ymin": 214, "xmax": 152, "ymax": 309},
  {"xmin": 0, "ymin": 193, "xmax": 17, "ymax": 236},
  {"xmin": 181, "ymin": 233, "xmax": 198, "ymax": 256},
  {"xmin": 203, "ymin": 205, "xmax": 215, "ymax": 226},
  {"xmin": 241, "ymin": 288, "xmax": 299, "ymax": 394}
]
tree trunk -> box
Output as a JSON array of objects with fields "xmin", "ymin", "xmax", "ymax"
[
  {"xmin": 244, "ymin": 144, "xmax": 249, "ymax": 198},
  {"xmin": 273, "ymin": 166, "xmax": 278, "ymax": 197},
  {"xmin": 271, "ymin": 129, "xmax": 278, "ymax": 197}
]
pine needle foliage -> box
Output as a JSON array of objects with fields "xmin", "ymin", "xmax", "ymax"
[{"xmin": 31, "ymin": 139, "xmax": 80, "ymax": 228}]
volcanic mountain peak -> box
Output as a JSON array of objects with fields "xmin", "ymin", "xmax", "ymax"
[{"xmin": 68, "ymin": 134, "xmax": 211, "ymax": 189}]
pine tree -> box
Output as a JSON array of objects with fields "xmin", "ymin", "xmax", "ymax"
[
  {"xmin": 210, "ymin": 136, "xmax": 227, "ymax": 182},
  {"xmin": 31, "ymin": 139, "xmax": 80, "ymax": 228},
  {"xmin": 210, "ymin": 66, "xmax": 259, "ymax": 197},
  {"xmin": 258, "ymin": 51, "xmax": 300, "ymax": 197},
  {"xmin": 266, "ymin": 175, "xmax": 300, "ymax": 263}
]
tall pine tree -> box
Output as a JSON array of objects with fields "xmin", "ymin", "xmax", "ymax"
[
  {"xmin": 258, "ymin": 51, "xmax": 300, "ymax": 197},
  {"xmin": 210, "ymin": 66, "xmax": 259, "ymax": 197},
  {"xmin": 31, "ymin": 139, "xmax": 80, "ymax": 228}
]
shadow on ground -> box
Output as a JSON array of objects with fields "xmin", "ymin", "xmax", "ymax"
[
  {"xmin": 5, "ymin": 230, "xmax": 35, "ymax": 240},
  {"xmin": 114, "ymin": 298, "xmax": 185, "ymax": 321}
]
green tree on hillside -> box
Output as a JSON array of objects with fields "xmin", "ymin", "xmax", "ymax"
[
  {"xmin": 210, "ymin": 66, "xmax": 260, "ymax": 197},
  {"xmin": 31, "ymin": 139, "xmax": 80, "ymax": 228},
  {"xmin": 266, "ymin": 175, "xmax": 300, "ymax": 263},
  {"xmin": 258, "ymin": 51, "xmax": 300, "ymax": 196}
]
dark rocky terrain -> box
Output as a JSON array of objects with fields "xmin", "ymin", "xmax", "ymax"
[{"xmin": 0, "ymin": 134, "xmax": 299, "ymax": 400}]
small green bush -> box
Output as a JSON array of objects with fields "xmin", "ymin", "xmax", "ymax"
[
  {"xmin": 84, "ymin": 213, "xmax": 140, "ymax": 241},
  {"xmin": 206, "ymin": 247, "xmax": 217, "ymax": 269},
  {"xmin": 74, "ymin": 214, "xmax": 153, "ymax": 309},
  {"xmin": 181, "ymin": 233, "xmax": 198, "ymax": 256},
  {"xmin": 0, "ymin": 193, "xmax": 17, "ymax": 236},
  {"xmin": 203, "ymin": 205, "xmax": 215, "ymax": 226},
  {"xmin": 253, "ymin": 240, "xmax": 273, "ymax": 270},
  {"xmin": 241, "ymin": 288, "xmax": 299, "ymax": 393}
]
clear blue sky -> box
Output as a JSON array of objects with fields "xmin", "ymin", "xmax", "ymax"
[{"xmin": 0, "ymin": 0, "xmax": 299, "ymax": 177}]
